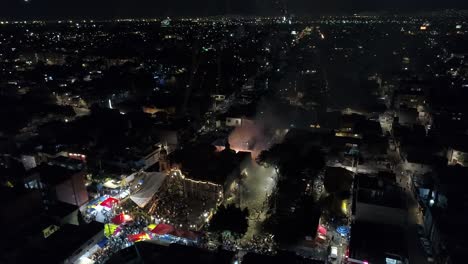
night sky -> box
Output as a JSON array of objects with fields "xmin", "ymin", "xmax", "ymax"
[{"xmin": 1, "ymin": 0, "xmax": 468, "ymax": 19}]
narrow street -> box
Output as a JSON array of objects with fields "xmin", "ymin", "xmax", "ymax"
[{"xmin": 396, "ymin": 165, "xmax": 428, "ymax": 264}]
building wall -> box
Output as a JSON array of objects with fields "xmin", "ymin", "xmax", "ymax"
[
  {"xmin": 183, "ymin": 178, "xmax": 222, "ymax": 201},
  {"xmin": 226, "ymin": 118, "xmax": 243, "ymax": 127},
  {"xmin": 423, "ymin": 207, "xmax": 447, "ymax": 262},
  {"xmin": 447, "ymin": 148, "xmax": 468, "ymax": 167},
  {"xmin": 144, "ymin": 148, "xmax": 160, "ymax": 169},
  {"xmin": 65, "ymin": 229, "xmax": 104, "ymax": 264}
]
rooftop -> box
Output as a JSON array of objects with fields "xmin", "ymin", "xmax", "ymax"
[
  {"xmin": 107, "ymin": 241, "xmax": 235, "ymax": 264},
  {"xmin": 29, "ymin": 164, "xmax": 81, "ymax": 185},
  {"xmin": 171, "ymin": 143, "xmax": 250, "ymax": 184},
  {"xmin": 356, "ymin": 174, "xmax": 405, "ymax": 209},
  {"xmin": 349, "ymin": 221, "xmax": 407, "ymax": 264},
  {"xmin": 242, "ymin": 251, "xmax": 325, "ymax": 264},
  {"xmin": 357, "ymin": 188, "xmax": 405, "ymax": 209},
  {"xmin": 16, "ymin": 221, "xmax": 104, "ymax": 263}
]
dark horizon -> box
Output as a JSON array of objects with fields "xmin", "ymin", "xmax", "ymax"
[{"xmin": 2, "ymin": 0, "xmax": 468, "ymax": 20}]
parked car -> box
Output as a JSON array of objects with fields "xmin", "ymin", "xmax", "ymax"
[
  {"xmin": 426, "ymin": 253, "xmax": 435, "ymax": 263},
  {"xmin": 420, "ymin": 237, "xmax": 431, "ymax": 247},
  {"xmin": 330, "ymin": 246, "xmax": 338, "ymax": 259},
  {"xmin": 416, "ymin": 225, "xmax": 425, "ymax": 236},
  {"xmin": 423, "ymin": 244, "xmax": 433, "ymax": 255}
]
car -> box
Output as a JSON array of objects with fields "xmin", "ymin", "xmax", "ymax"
[
  {"xmin": 423, "ymin": 244, "xmax": 433, "ymax": 255},
  {"xmin": 416, "ymin": 225, "xmax": 425, "ymax": 236},
  {"xmin": 420, "ymin": 237, "xmax": 431, "ymax": 247},
  {"xmin": 426, "ymin": 254, "xmax": 435, "ymax": 263},
  {"xmin": 330, "ymin": 246, "xmax": 338, "ymax": 259},
  {"xmin": 423, "ymin": 243, "xmax": 432, "ymax": 255}
]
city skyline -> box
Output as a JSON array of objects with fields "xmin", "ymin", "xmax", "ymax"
[
  {"xmin": 2, "ymin": 0, "xmax": 468, "ymax": 20},
  {"xmin": 1, "ymin": 2, "xmax": 468, "ymax": 263}
]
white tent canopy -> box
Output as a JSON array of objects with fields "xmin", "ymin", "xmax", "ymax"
[
  {"xmin": 130, "ymin": 172, "xmax": 167, "ymax": 208},
  {"xmin": 103, "ymin": 180, "xmax": 120, "ymax": 189}
]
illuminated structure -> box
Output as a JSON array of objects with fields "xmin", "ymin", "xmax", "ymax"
[
  {"xmin": 161, "ymin": 17, "xmax": 171, "ymax": 27},
  {"xmin": 170, "ymin": 142, "xmax": 251, "ymax": 202},
  {"xmin": 159, "ymin": 146, "xmax": 170, "ymax": 172},
  {"xmin": 170, "ymin": 169, "xmax": 223, "ymax": 202}
]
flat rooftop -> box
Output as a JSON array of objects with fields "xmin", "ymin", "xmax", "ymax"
[{"xmin": 349, "ymin": 221, "xmax": 407, "ymax": 264}]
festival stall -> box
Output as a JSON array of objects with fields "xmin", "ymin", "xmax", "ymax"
[
  {"xmin": 150, "ymin": 223, "xmax": 175, "ymax": 235},
  {"xmin": 127, "ymin": 233, "xmax": 150, "ymax": 242},
  {"xmin": 111, "ymin": 213, "xmax": 133, "ymax": 225},
  {"xmin": 100, "ymin": 197, "xmax": 119, "ymax": 208},
  {"xmin": 104, "ymin": 223, "xmax": 121, "ymax": 238}
]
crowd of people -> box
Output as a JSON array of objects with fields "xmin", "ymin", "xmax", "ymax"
[
  {"xmin": 151, "ymin": 184, "xmax": 216, "ymax": 230},
  {"xmin": 202, "ymin": 232, "xmax": 276, "ymax": 255},
  {"xmin": 89, "ymin": 221, "xmax": 148, "ymax": 264},
  {"xmin": 242, "ymin": 234, "xmax": 276, "ymax": 254},
  {"xmin": 154, "ymin": 193, "xmax": 192, "ymax": 225},
  {"xmin": 82, "ymin": 177, "xmax": 283, "ymax": 263}
]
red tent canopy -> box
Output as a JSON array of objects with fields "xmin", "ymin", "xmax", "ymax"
[
  {"xmin": 318, "ymin": 225, "xmax": 327, "ymax": 235},
  {"xmin": 127, "ymin": 233, "xmax": 149, "ymax": 242},
  {"xmin": 100, "ymin": 197, "xmax": 119, "ymax": 208},
  {"xmin": 169, "ymin": 229, "xmax": 199, "ymax": 241},
  {"xmin": 111, "ymin": 213, "xmax": 132, "ymax": 225},
  {"xmin": 151, "ymin": 224, "xmax": 175, "ymax": 235}
]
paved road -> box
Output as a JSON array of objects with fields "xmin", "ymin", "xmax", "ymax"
[
  {"xmin": 330, "ymin": 232, "xmax": 347, "ymax": 264},
  {"xmin": 397, "ymin": 169, "xmax": 429, "ymax": 264}
]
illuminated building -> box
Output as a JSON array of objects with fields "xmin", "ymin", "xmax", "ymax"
[{"xmin": 159, "ymin": 146, "xmax": 170, "ymax": 172}]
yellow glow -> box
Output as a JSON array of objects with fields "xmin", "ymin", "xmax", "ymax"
[
  {"xmin": 104, "ymin": 223, "xmax": 119, "ymax": 237},
  {"xmin": 341, "ymin": 200, "xmax": 348, "ymax": 214},
  {"xmin": 171, "ymin": 169, "xmax": 221, "ymax": 187}
]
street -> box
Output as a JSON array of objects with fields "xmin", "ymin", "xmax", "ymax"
[{"xmin": 396, "ymin": 163, "xmax": 429, "ymax": 264}]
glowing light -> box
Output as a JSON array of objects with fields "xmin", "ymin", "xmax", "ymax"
[{"xmin": 342, "ymin": 200, "xmax": 348, "ymax": 213}]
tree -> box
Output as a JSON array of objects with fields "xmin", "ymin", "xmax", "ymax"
[
  {"xmin": 208, "ymin": 204, "xmax": 249, "ymax": 236},
  {"xmin": 323, "ymin": 167, "xmax": 353, "ymax": 194},
  {"xmin": 263, "ymin": 197, "xmax": 320, "ymax": 245},
  {"xmin": 257, "ymin": 140, "xmax": 325, "ymax": 181},
  {"xmin": 257, "ymin": 132, "xmax": 325, "ymax": 245}
]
